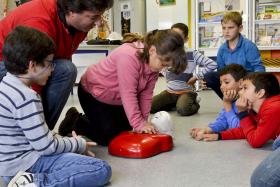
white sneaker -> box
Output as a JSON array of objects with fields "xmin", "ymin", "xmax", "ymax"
[{"xmin": 7, "ymin": 171, "xmax": 37, "ymax": 187}]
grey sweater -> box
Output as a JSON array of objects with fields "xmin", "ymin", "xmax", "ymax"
[{"xmin": 0, "ymin": 73, "xmax": 86, "ymax": 176}]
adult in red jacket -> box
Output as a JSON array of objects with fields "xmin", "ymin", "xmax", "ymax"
[
  {"xmin": 0, "ymin": 0, "xmax": 113, "ymax": 129},
  {"xmin": 201, "ymin": 72, "xmax": 280, "ymax": 148}
]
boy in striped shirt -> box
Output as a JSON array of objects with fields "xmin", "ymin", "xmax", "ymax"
[
  {"xmin": 151, "ymin": 23, "xmax": 217, "ymax": 116},
  {"xmin": 0, "ymin": 26, "xmax": 111, "ymax": 187}
]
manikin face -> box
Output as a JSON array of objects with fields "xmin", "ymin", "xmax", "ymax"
[
  {"xmin": 67, "ymin": 10, "xmax": 104, "ymax": 32},
  {"xmin": 221, "ymin": 21, "xmax": 243, "ymax": 42},
  {"xmin": 148, "ymin": 46, "xmax": 172, "ymax": 72},
  {"xmin": 30, "ymin": 54, "xmax": 54, "ymax": 86},
  {"xmin": 220, "ymin": 74, "xmax": 241, "ymax": 94}
]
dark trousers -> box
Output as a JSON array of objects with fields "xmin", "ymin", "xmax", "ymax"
[
  {"xmin": 204, "ymin": 71, "xmax": 223, "ymax": 99},
  {"xmin": 78, "ymin": 84, "xmax": 132, "ymax": 146},
  {"xmin": 151, "ymin": 90, "xmax": 200, "ymax": 116}
]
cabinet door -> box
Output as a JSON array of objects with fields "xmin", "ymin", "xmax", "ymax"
[{"xmin": 196, "ymin": 0, "xmax": 249, "ymax": 56}]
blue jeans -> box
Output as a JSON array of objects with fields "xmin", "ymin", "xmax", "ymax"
[
  {"xmin": 4, "ymin": 153, "xmax": 111, "ymax": 187},
  {"xmin": 0, "ymin": 62, "xmax": 6, "ymax": 80},
  {"xmin": 204, "ymin": 71, "xmax": 223, "ymax": 99},
  {"xmin": 0, "ymin": 60, "xmax": 77, "ymax": 130},
  {"xmin": 251, "ymin": 148, "xmax": 280, "ymax": 187},
  {"xmin": 41, "ymin": 59, "xmax": 77, "ymax": 129}
]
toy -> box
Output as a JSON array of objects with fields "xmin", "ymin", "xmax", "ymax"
[{"xmin": 108, "ymin": 131, "xmax": 173, "ymax": 158}]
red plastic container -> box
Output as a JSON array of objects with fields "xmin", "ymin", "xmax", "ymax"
[{"xmin": 108, "ymin": 131, "xmax": 173, "ymax": 158}]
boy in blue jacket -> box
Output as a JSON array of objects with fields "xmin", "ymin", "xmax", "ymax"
[
  {"xmin": 204, "ymin": 11, "xmax": 265, "ymax": 99},
  {"xmin": 190, "ymin": 64, "xmax": 247, "ymax": 140}
]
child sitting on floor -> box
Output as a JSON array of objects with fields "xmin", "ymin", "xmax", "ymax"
[
  {"xmin": 151, "ymin": 23, "xmax": 217, "ymax": 116},
  {"xmin": 190, "ymin": 64, "xmax": 247, "ymax": 140},
  {"xmin": 0, "ymin": 26, "xmax": 111, "ymax": 187},
  {"xmin": 201, "ymin": 72, "xmax": 280, "ymax": 148}
]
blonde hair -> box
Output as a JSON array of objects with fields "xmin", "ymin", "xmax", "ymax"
[
  {"xmin": 122, "ymin": 33, "xmax": 144, "ymax": 43},
  {"xmin": 221, "ymin": 11, "xmax": 242, "ymax": 26}
]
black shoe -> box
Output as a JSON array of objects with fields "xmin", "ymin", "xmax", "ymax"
[{"xmin": 58, "ymin": 107, "xmax": 80, "ymax": 136}]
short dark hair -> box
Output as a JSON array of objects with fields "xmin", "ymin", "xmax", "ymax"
[
  {"xmin": 57, "ymin": 0, "xmax": 114, "ymax": 14},
  {"xmin": 2, "ymin": 26, "xmax": 55, "ymax": 75},
  {"xmin": 171, "ymin": 23, "xmax": 189, "ymax": 38},
  {"xmin": 138, "ymin": 29, "xmax": 187, "ymax": 74},
  {"xmin": 219, "ymin": 64, "xmax": 247, "ymax": 81},
  {"xmin": 244, "ymin": 72, "xmax": 280, "ymax": 98}
]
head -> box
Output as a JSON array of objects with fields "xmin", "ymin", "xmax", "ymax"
[
  {"xmin": 2, "ymin": 26, "xmax": 56, "ymax": 86},
  {"xmin": 171, "ymin": 23, "xmax": 189, "ymax": 42},
  {"xmin": 58, "ymin": 0, "xmax": 114, "ymax": 32},
  {"xmin": 151, "ymin": 111, "xmax": 174, "ymax": 136},
  {"xmin": 240, "ymin": 73, "xmax": 280, "ymax": 105},
  {"xmin": 138, "ymin": 29, "xmax": 187, "ymax": 74},
  {"xmin": 221, "ymin": 11, "xmax": 243, "ymax": 41},
  {"xmin": 219, "ymin": 64, "xmax": 247, "ymax": 94}
]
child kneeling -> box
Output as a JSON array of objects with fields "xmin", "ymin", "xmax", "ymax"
[{"xmin": 0, "ymin": 26, "xmax": 111, "ymax": 187}]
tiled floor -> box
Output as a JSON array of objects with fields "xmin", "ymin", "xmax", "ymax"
[{"xmin": 1, "ymin": 77, "xmax": 272, "ymax": 187}]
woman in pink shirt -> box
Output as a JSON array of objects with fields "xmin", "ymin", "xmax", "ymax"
[{"xmin": 59, "ymin": 29, "xmax": 187, "ymax": 145}]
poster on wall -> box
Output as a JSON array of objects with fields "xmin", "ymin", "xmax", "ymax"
[
  {"xmin": 159, "ymin": 0, "xmax": 176, "ymax": 6},
  {"xmin": 121, "ymin": 2, "xmax": 131, "ymax": 35}
]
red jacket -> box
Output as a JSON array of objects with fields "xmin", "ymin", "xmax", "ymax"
[
  {"xmin": 221, "ymin": 94, "xmax": 280, "ymax": 148},
  {"xmin": 0, "ymin": 0, "xmax": 87, "ymax": 60}
]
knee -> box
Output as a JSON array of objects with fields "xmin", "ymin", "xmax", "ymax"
[
  {"xmin": 94, "ymin": 160, "xmax": 112, "ymax": 186},
  {"xmin": 176, "ymin": 103, "xmax": 200, "ymax": 116},
  {"xmin": 204, "ymin": 72, "xmax": 218, "ymax": 86},
  {"xmin": 53, "ymin": 59, "xmax": 77, "ymax": 80}
]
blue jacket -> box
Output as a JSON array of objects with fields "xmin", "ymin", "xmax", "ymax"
[
  {"xmin": 208, "ymin": 102, "xmax": 240, "ymax": 133},
  {"xmin": 217, "ymin": 34, "xmax": 265, "ymax": 72}
]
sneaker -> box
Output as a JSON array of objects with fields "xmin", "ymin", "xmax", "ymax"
[
  {"xmin": 8, "ymin": 171, "xmax": 37, "ymax": 187},
  {"xmin": 58, "ymin": 107, "xmax": 80, "ymax": 136}
]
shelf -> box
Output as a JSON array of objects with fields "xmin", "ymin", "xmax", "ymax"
[
  {"xmin": 255, "ymin": 19, "xmax": 280, "ymax": 24},
  {"xmin": 258, "ymin": 46, "xmax": 280, "ymax": 50},
  {"xmin": 198, "ymin": 22, "xmax": 221, "ymax": 26}
]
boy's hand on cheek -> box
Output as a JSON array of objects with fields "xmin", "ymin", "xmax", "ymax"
[
  {"xmin": 223, "ymin": 90, "xmax": 238, "ymax": 102},
  {"xmin": 236, "ymin": 96, "xmax": 249, "ymax": 112}
]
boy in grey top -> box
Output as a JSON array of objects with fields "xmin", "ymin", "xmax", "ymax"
[
  {"xmin": 151, "ymin": 23, "xmax": 217, "ymax": 116},
  {"xmin": 1, "ymin": 26, "xmax": 111, "ymax": 187}
]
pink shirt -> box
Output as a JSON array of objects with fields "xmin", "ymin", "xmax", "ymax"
[{"xmin": 81, "ymin": 42, "xmax": 159, "ymax": 131}]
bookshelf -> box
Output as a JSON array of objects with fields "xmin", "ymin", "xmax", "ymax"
[
  {"xmin": 195, "ymin": 0, "xmax": 249, "ymax": 56},
  {"xmin": 253, "ymin": 0, "xmax": 280, "ymax": 72}
]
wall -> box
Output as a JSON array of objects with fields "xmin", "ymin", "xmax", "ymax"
[
  {"xmin": 146, "ymin": 0, "xmax": 188, "ymax": 31},
  {"xmin": 0, "ymin": 0, "xmax": 17, "ymax": 19},
  {"xmin": 113, "ymin": 0, "xmax": 146, "ymax": 35}
]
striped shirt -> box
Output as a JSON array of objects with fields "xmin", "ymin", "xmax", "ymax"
[
  {"xmin": 165, "ymin": 49, "xmax": 217, "ymax": 92},
  {"xmin": 0, "ymin": 73, "xmax": 86, "ymax": 176}
]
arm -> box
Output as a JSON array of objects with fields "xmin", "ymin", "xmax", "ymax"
[
  {"xmin": 239, "ymin": 105, "xmax": 280, "ymax": 148},
  {"xmin": 245, "ymin": 42, "xmax": 265, "ymax": 72},
  {"xmin": 138, "ymin": 74, "xmax": 158, "ymax": 121},
  {"xmin": 208, "ymin": 108, "xmax": 230, "ymax": 133},
  {"xmin": 216, "ymin": 46, "xmax": 225, "ymax": 70},
  {"xmin": 15, "ymin": 97, "xmax": 86, "ymax": 155},
  {"xmin": 116, "ymin": 54, "xmax": 146, "ymax": 131},
  {"xmin": 193, "ymin": 50, "xmax": 217, "ymax": 79}
]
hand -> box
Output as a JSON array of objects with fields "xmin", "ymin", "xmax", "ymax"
[
  {"xmin": 200, "ymin": 80, "xmax": 208, "ymax": 90},
  {"xmin": 187, "ymin": 76, "xmax": 197, "ymax": 86},
  {"xmin": 140, "ymin": 122, "xmax": 158, "ymax": 134},
  {"xmin": 236, "ymin": 95, "xmax": 250, "ymax": 112},
  {"xmin": 223, "ymin": 90, "xmax": 238, "ymax": 102},
  {"xmin": 202, "ymin": 133, "xmax": 219, "ymax": 141},
  {"xmin": 190, "ymin": 127, "xmax": 212, "ymax": 141},
  {"xmin": 72, "ymin": 131, "xmax": 97, "ymax": 157}
]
